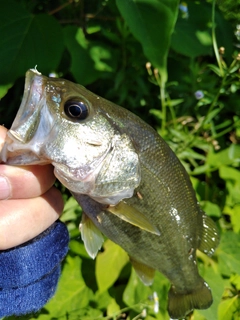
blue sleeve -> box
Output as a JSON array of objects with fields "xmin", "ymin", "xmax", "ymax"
[{"xmin": 0, "ymin": 220, "xmax": 69, "ymax": 317}]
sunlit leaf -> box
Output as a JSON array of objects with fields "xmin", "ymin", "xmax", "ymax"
[
  {"xmin": 69, "ymin": 239, "xmax": 91, "ymax": 259},
  {"xmin": 123, "ymin": 267, "xmax": 151, "ymax": 311},
  {"xmin": 37, "ymin": 256, "xmax": 94, "ymax": 319},
  {"xmin": 171, "ymin": 2, "xmax": 212, "ymax": 58},
  {"xmin": 217, "ymin": 232, "xmax": 240, "ymax": 277},
  {"xmin": 61, "ymin": 196, "xmax": 81, "ymax": 222},
  {"xmin": 195, "ymin": 263, "xmax": 225, "ymax": 319},
  {"xmin": 116, "ymin": 0, "xmax": 179, "ymax": 82},
  {"xmin": 224, "ymin": 204, "xmax": 240, "ymax": 233},
  {"xmin": 107, "ymin": 297, "xmax": 121, "ymax": 316},
  {"xmin": 230, "ymin": 274, "xmax": 240, "ymax": 291},
  {"xmin": 201, "ymin": 200, "xmax": 222, "ymax": 218},
  {"xmin": 0, "ymin": 84, "xmax": 12, "ymax": 99},
  {"xmin": 178, "ymin": 148, "xmax": 206, "ymax": 161},
  {"xmin": 64, "ymin": 27, "xmax": 117, "ymax": 85},
  {"xmin": 207, "ymin": 147, "xmax": 239, "ymax": 169},
  {"xmin": 218, "ymin": 296, "xmax": 239, "ymax": 320},
  {"xmin": 96, "ymin": 239, "xmax": 129, "ymax": 292},
  {"xmin": 151, "ymin": 272, "xmax": 170, "ymax": 319}
]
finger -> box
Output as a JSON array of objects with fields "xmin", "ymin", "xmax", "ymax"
[
  {"xmin": 0, "ymin": 126, "xmax": 7, "ymax": 149},
  {"xmin": 0, "ymin": 164, "xmax": 56, "ymax": 199},
  {"xmin": 0, "ymin": 186, "xmax": 64, "ymax": 250}
]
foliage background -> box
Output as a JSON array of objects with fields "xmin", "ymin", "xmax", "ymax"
[{"xmin": 0, "ymin": 0, "xmax": 240, "ymax": 319}]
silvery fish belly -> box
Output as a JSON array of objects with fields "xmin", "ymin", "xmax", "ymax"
[{"xmin": 0, "ymin": 69, "xmax": 219, "ymax": 319}]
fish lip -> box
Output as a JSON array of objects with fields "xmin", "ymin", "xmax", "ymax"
[
  {"xmin": 9, "ymin": 69, "xmax": 45, "ymax": 143},
  {"xmin": 8, "ymin": 130, "xmax": 24, "ymax": 143},
  {"xmin": 0, "ymin": 129, "xmax": 49, "ymax": 165}
]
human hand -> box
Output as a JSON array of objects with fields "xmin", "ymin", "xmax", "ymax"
[{"xmin": 0, "ymin": 125, "xmax": 64, "ymax": 250}]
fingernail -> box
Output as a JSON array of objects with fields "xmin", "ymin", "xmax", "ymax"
[{"xmin": 0, "ymin": 175, "xmax": 11, "ymax": 200}]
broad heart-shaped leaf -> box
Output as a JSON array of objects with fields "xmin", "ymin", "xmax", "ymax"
[
  {"xmin": 0, "ymin": 0, "xmax": 64, "ymax": 84},
  {"xmin": 96, "ymin": 239, "xmax": 129, "ymax": 293},
  {"xmin": 116, "ymin": 0, "xmax": 179, "ymax": 82},
  {"xmin": 171, "ymin": 1, "xmax": 212, "ymax": 58},
  {"xmin": 37, "ymin": 255, "xmax": 94, "ymax": 319},
  {"xmin": 171, "ymin": 1, "xmax": 233, "ymax": 59}
]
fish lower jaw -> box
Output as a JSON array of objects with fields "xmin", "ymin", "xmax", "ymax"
[
  {"xmin": 53, "ymin": 163, "xmax": 96, "ymax": 194},
  {"xmin": 53, "ymin": 163, "xmax": 136, "ymax": 206}
]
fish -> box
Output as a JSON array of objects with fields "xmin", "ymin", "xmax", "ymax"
[{"xmin": 0, "ymin": 69, "xmax": 219, "ymax": 319}]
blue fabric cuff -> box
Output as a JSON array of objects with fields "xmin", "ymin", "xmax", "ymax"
[{"xmin": 0, "ymin": 220, "xmax": 69, "ymax": 317}]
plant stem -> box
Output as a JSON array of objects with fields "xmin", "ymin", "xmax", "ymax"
[
  {"xmin": 212, "ymin": 0, "xmax": 224, "ymax": 77},
  {"xmin": 160, "ymin": 79, "xmax": 167, "ymax": 134}
]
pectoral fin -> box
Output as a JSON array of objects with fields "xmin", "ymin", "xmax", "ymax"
[
  {"xmin": 130, "ymin": 257, "xmax": 155, "ymax": 286},
  {"xmin": 106, "ymin": 201, "xmax": 160, "ymax": 235},
  {"xmin": 79, "ymin": 212, "xmax": 104, "ymax": 259}
]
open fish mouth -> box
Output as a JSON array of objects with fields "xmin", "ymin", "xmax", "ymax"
[
  {"xmin": 0, "ymin": 127, "xmax": 52, "ymax": 166},
  {"xmin": 0, "ymin": 70, "xmax": 57, "ymax": 165}
]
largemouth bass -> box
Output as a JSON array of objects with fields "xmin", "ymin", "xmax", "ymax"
[{"xmin": 0, "ymin": 69, "xmax": 219, "ymax": 319}]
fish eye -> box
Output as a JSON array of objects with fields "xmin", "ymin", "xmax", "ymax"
[{"xmin": 64, "ymin": 100, "xmax": 88, "ymax": 120}]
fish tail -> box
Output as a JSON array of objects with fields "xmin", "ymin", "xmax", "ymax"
[{"xmin": 167, "ymin": 279, "xmax": 212, "ymax": 319}]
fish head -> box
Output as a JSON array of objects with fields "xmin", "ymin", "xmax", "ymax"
[{"xmin": 1, "ymin": 69, "xmax": 140, "ymax": 205}]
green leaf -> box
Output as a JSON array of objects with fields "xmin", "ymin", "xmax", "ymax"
[
  {"xmin": 61, "ymin": 196, "xmax": 81, "ymax": 222},
  {"xmin": 94, "ymin": 290, "xmax": 113, "ymax": 310},
  {"xmin": 207, "ymin": 146, "xmax": 240, "ymax": 169},
  {"xmin": 219, "ymin": 166, "xmax": 240, "ymax": 214},
  {"xmin": 171, "ymin": 2, "xmax": 212, "ymax": 58},
  {"xmin": 178, "ymin": 148, "xmax": 206, "ymax": 161},
  {"xmin": 37, "ymin": 255, "xmax": 94, "ymax": 319},
  {"xmin": 64, "ymin": 27, "xmax": 117, "ymax": 85},
  {"xmin": 0, "ymin": 0, "xmax": 64, "ymax": 84},
  {"xmin": 230, "ymin": 274, "xmax": 240, "ymax": 291},
  {"xmin": 64, "ymin": 26, "xmax": 99, "ymax": 85},
  {"xmin": 219, "ymin": 166, "xmax": 240, "ymax": 182},
  {"xmin": 218, "ymin": 296, "xmax": 239, "ymax": 320},
  {"xmin": 228, "ymin": 144, "xmax": 240, "ymax": 163},
  {"xmin": 204, "ymin": 108, "xmax": 223, "ymax": 125},
  {"xmin": 149, "ymin": 109, "xmax": 163, "ymax": 120},
  {"xmin": 69, "ymin": 239, "xmax": 91, "ymax": 259},
  {"xmin": 123, "ymin": 267, "xmax": 151, "ymax": 311},
  {"xmin": 107, "ymin": 297, "xmax": 121, "ymax": 316},
  {"xmin": 0, "ymin": 83, "xmax": 12, "ymax": 99},
  {"xmin": 201, "ymin": 200, "xmax": 222, "ymax": 218},
  {"xmin": 208, "ymin": 64, "xmax": 222, "ymax": 77},
  {"xmin": 224, "ymin": 204, "xmax": 240, "ymax": 233},
  {"xmin": 151, "ymin": 272, "xmax": 170, "ymax": 319},
  {"xmin": 169, "ymin": 98, "xmax": 184, "ymax": 107},
  {"xmin": 195, "ymin": 263, "xmax": 225, "ymax": 320},
  {"xmin": 217, "ymin": 232, "xmax": 240, "ymax": 277},
  {"xmin": 96, "ymin": 239, "xmax": 129, "ymax": 292},
  {"xmin": 116, "ymin": 0, "xmax": 179, "ymax": 82},
  {"xmin": 192, "ymin": 164, "xmax": 211, "ymax": 175}
]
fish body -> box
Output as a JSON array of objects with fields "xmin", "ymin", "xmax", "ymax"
[{"xmin": 0, "ymin": 69, "xmax": 219, "ymax": 319}]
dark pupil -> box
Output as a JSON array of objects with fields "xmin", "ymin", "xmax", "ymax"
[
  {"xmin": 69, "ymin": 104, "xmax": 82, "ymax": 117},
  {"xmin": 64, "ymin": 100, "xmax": 88, "ymax": 120}
]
